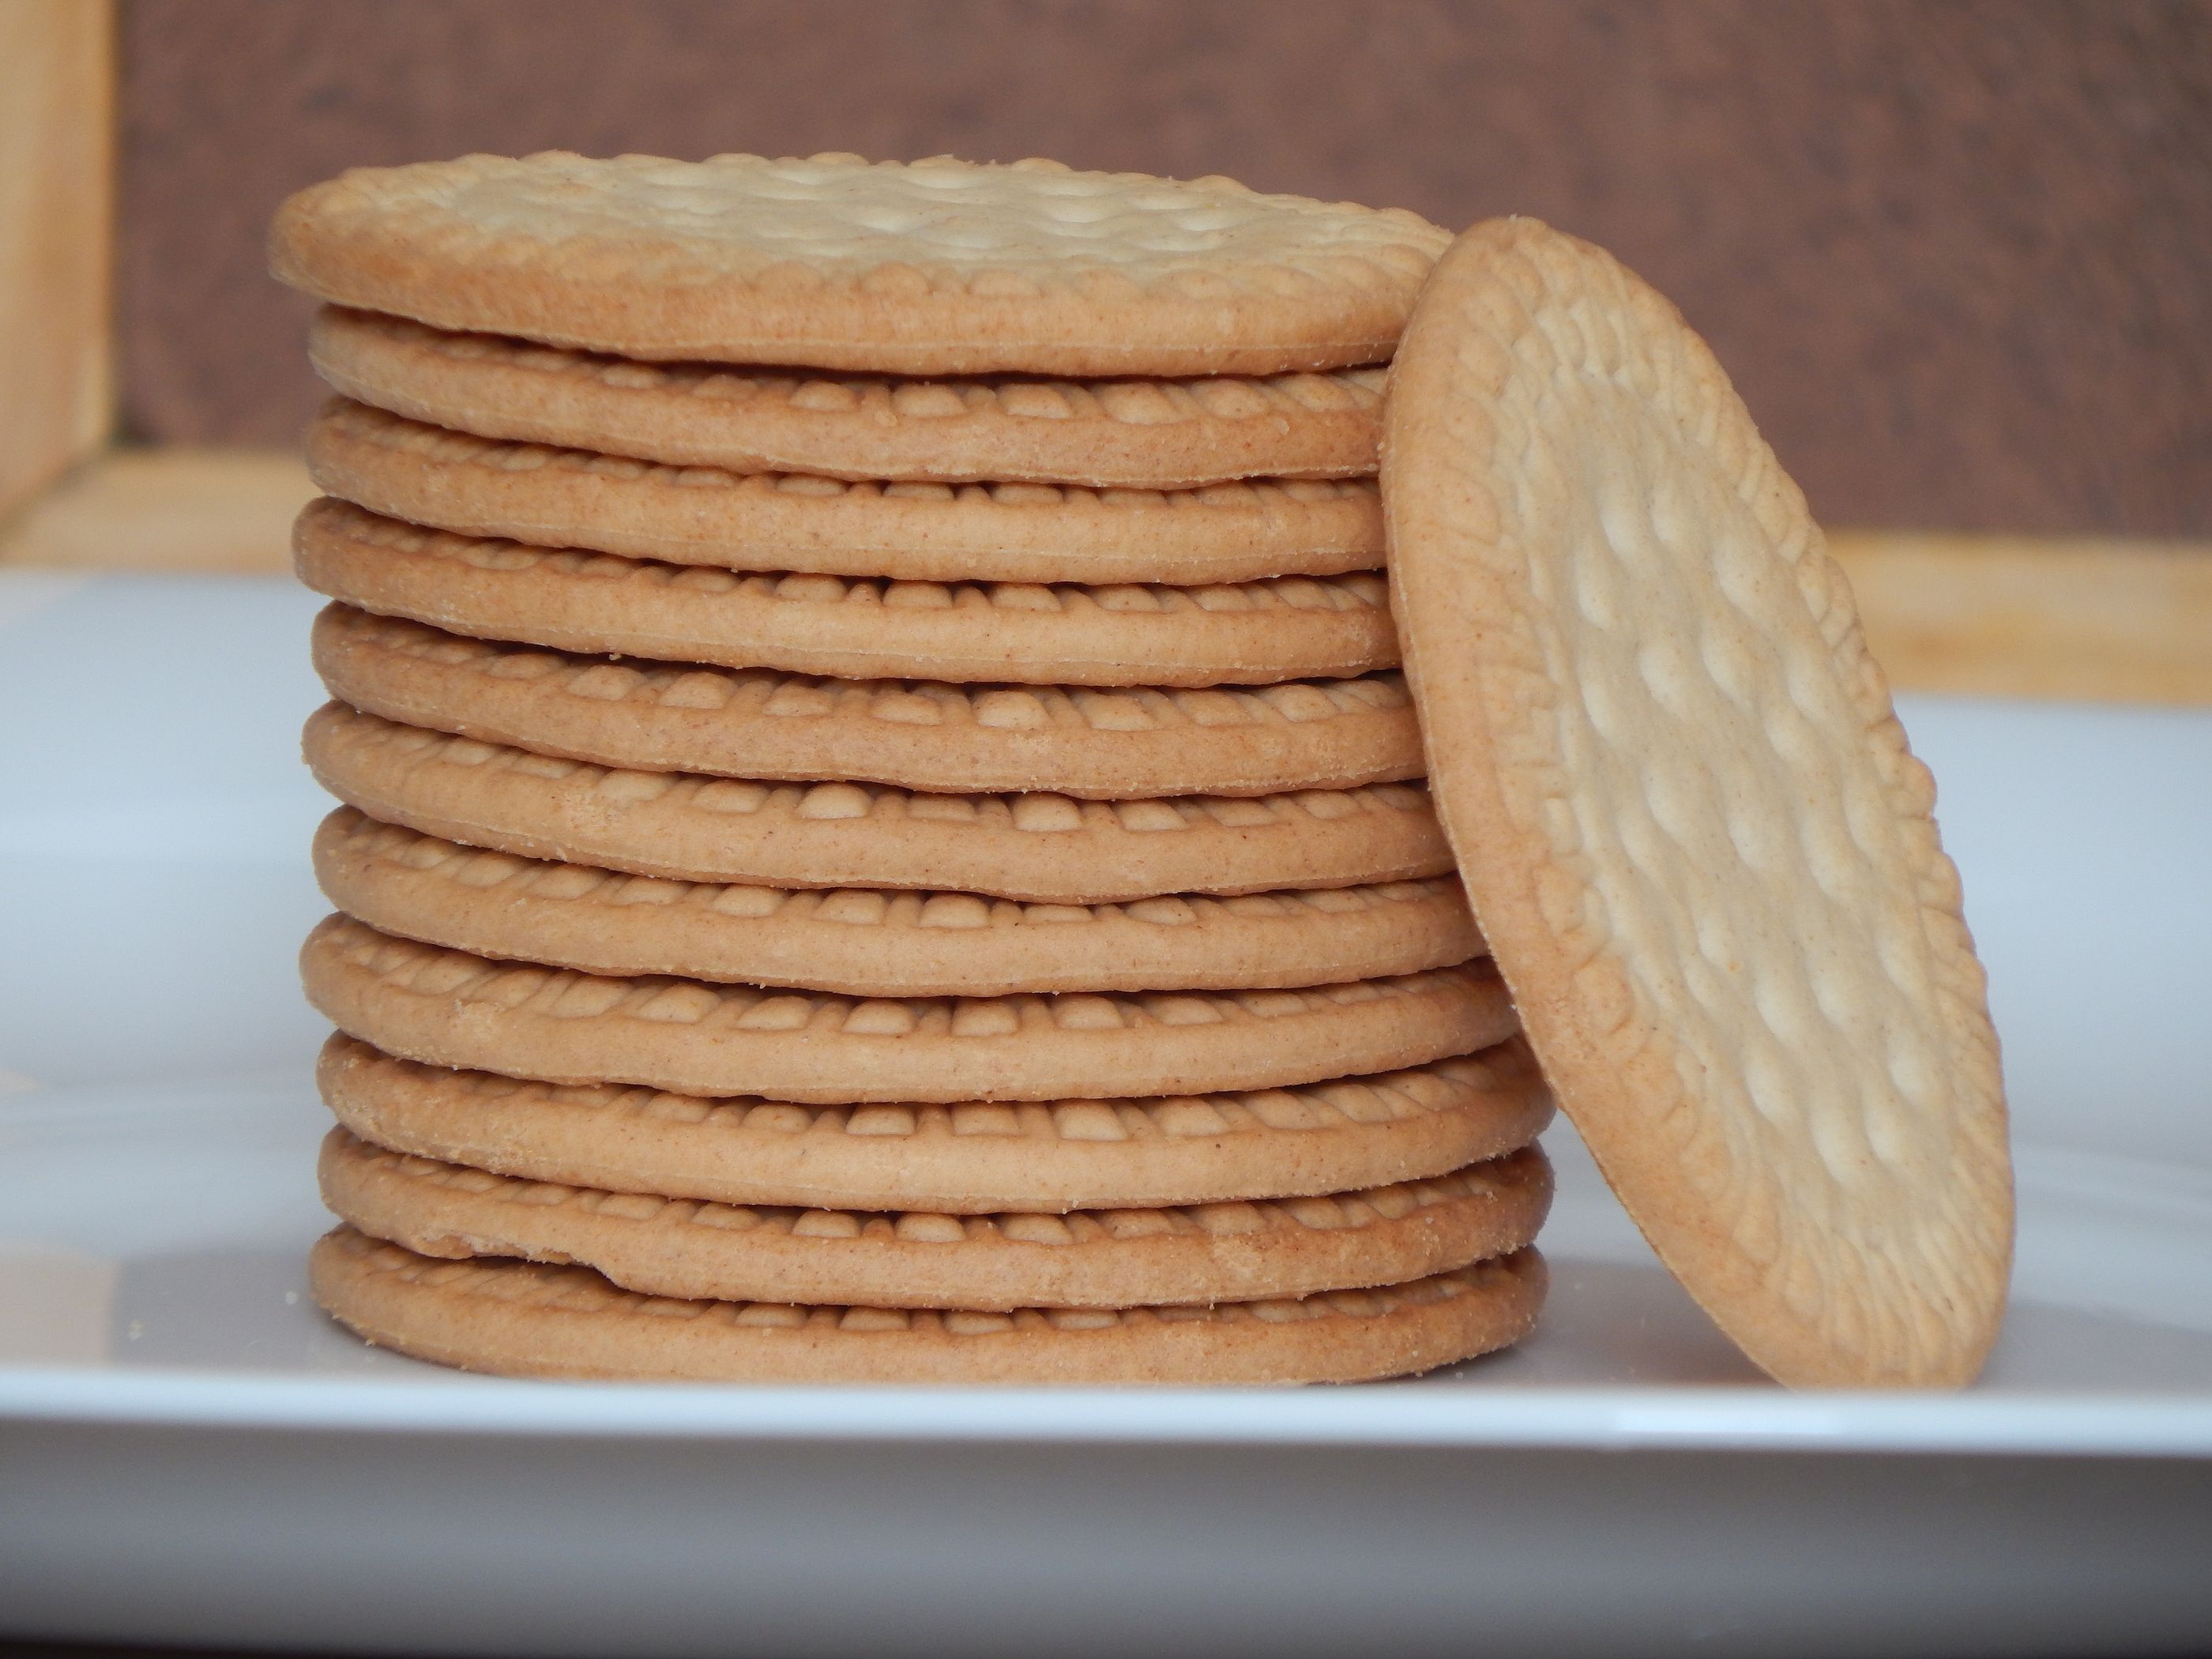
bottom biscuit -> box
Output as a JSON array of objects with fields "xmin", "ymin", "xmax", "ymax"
[{"xmin": 310, "ymin": 1225, "xmax": 1547, "ymax": 1385}]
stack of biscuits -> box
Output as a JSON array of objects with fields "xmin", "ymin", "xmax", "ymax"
[{"xmin": 272, "ymin": 152, "xmax": 1553, "ymax": 1383}]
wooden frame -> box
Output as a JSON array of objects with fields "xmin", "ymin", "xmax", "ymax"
[
  {"xmin": 1, "ymin": 0, "xmax": 2204, "ymax": 705},
  {"xmin": 1, "ymin": 0, "xmax": 111, "ymax": 521}
]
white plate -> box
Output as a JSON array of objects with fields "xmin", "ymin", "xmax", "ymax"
[{"xmin": 2, "ymin": 573, "xmax": 2209, "ymax": 1657}]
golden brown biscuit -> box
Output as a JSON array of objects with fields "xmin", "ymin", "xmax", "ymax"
[
  {"xmin": 272, "ymin": 152, "xmax": 1450, "ymax": 375},
  {"xmin": 311, "ymin": 605, "xmax": 1424, "ymax": 799},
  {"xmin": 322, "ymin": 1127, "xmax": 1553, "ymax": 1311},
  {"xmin": 306, "ymin": 398, "xmax": 1384, "ymax": 585},
  {"xmin": 318, "ymin": 1036, "xmax": 1556, "ymax": 1216},
  {"xmin": 300, "ymin": 915, "xmax": 1521, "ymax": 1105},
  {"xmin": 311, "ymin": 307, "xmax": 1384, "ymax": 489},
  {"xmin": 295, "ymin": 498, "xmax": 1398, "ymax": 688},
  {"xmin": 310, "ymin": 1225, "xmax": 1547, "ymax": 1384},
  {"xmin": 1383, "ymin": 216, "xmax": 2011, "ymax": 1388},
  {"xmin": 303, "ymin": 705, "xmax": 1457, "ymax": 905},
  {"xmin": 313, "ymin": 810, "xmax": 1481, "ymax": 997}
]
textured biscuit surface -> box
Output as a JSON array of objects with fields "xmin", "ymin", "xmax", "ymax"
[
  {"xmin": 312, "ymin": 307, "xmax": 1386, "ymax": 488},
  {"xmin": 1382, "ymin": 217, "xmax": 2011, "ymax": 1388},
  {"xmin": 322, "ymin": 1127, "xmax": 1552, "ymax": 1311},
  {"xmin": 271, "ymin": 152, "xmax": 1451, "ymax": 377},
  {"xmin": 312, "ymin": 605, "xmax": 1424, "ymax": 799},
  {"xmin": 303, "ymin": 705, "xmax": 1455, "ymax": 904},
  {"xmin": 296, "ymin": 498, "xmax": 1398, "ymax": 688},
  {"xmin": 301, "ymin": 916, "xmax": 1518, "ymax": 1105},
  {"xmin": 314, "ymin": 810, "xmax": 1481, "ymax": 997},
  {"xmin": 311, "ymin": 1225, "xmax": 1545, "ymax": 1384},
  {"xmin": 319, "ymin": 1036, "xmax": 1555, "ymax": 1215},
  {"xmin": 306, "ymin": 399, "xmax": 1384, "ymax": 585}
]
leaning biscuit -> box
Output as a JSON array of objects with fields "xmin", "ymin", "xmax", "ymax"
[
  {"xmin": 313, "ymin": 811, "xmax": 1482, "ymax": 997},
  {"xmin": 295, "ymin": 498, "xmax": 1398, "ymax": 689},
  {"xmin": 300, "ymin": 916, "xmax": 1519, "ymax": 1105},
  {"xmin": 1382, "ymin": 217, "xmax": 2012, "ymax": 1388},
  {"xmin": 311, "ymin": 605, "xmax": 1424, "ymax": 799},
  {"xmin": 310, "ymin": 1226, "xmax": 1546, "ymax": 1384},
  {"xmin": 305, "ymin": 399, "xmax": 1383, "ymax": 586},
  {"xmin": 271, "ymin": 152, "xmax": 1451, "ymax": 376},
  {"xmin": 318, "ymin": 1036, "xmax": 1556, "ymax": 1216},
  {"xmin": 311, "ymin": 307, "xmax": 1385, "ymax": 489},
  {"xmin": 303, "ymin": 705, "xmax": 1456, "ymax": 905},
  {"xmin": 322, "ymin": 1127, "xmax": 1552, "ymax": 1311}
]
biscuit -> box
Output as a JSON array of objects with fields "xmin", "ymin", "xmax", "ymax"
[
  {"xmin": 270, "ymin": 152, "xmax": 1451, "ymax": 377},
  {"xmin": 303, "ymin": 705, "xmax": 1455, "ymax": 905},
  {"xmin": 319, "ymin": 1036, "xmax": 1554, "ymax": 1215},
  {"xmin": 313, "ymin": 811, "xmax": 1482, "ymax": 997},
  {"xmin": 300, "ymin": 916, "xmax": 1520, "ymax": 1105},
  {"xmin": 322, "ymin": 1127, "xmax": 1553, "ymax": 1312},
  {"xmin": 310, "ymin": 1225, "xmax": 1546, "ymax": 1384},
  {"xmin": 1382, "ymin": 217, "xmax": 2011, "ymax": 1388},
  {"xmin": 295, "ymin": 498, "xmax": 1398, "ymax": 689},
  {"xmin": 312, "ymin": 605, "xmax": 1424, "ymax": 799},
  {"xmin": 306, "ymin": 399, "xmax": 1383, "ymax": 585},
  {"xmin": 311, "ymin": 307, "xmax": 1384, "ymax": 489}
]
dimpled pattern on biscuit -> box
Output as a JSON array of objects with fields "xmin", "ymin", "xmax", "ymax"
[
  {"xmin": 1384, "ymin": 219, "xmax": 2011, "ymax": 1387},
  {"xmin": 272, "ymin": 152, "xmax": 1451, "ymax": 376},
  {"xmin": 295, "ymin": 498, "xmax": 1398, "ymax": 687},
  {"xmin": 311, "ymin": 1225, "xmax": 1546, "ymax": 1383},
  {"xmin": 319, "ymin": 1035, "xmax": 1555, "ymax": 1214},
  {"xmin": 303, "ymin": 704, "xmax": 1454, "ymax": 903},
  {"xmin": 314, "ymin": 809, "xmax": 1481, "ymax": 996},
  {"xmin": 322, "ymin": 1127, "xmax": 1552, "ymax": 1310},
  {"xmin": 301, "ymin": 916, "xmax": 1518, "ymax": 1104},
  {"xmin": 312, "ymin": 307, "xmax": 1386, "ymax": 487},
  {"xmin": 306, "ymin": 400, "xmax": 1385, "ymax": 585},
  {"xmin": 311, "ymin": 604, "xmax": 1424, "ymax": 798}
]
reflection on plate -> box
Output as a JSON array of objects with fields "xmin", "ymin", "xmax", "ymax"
[{"xmin": 5, "ymin": 1078, "xmax": 2208, "ymax": 1413}]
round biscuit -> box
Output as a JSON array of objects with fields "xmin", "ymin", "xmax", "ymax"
[
  {"xmin": 303, "ymin": 705, "xmax": 1457, "ymax": 905},
  {"xmin": 314, "ymin": 810, "xmax": 1483, "ymax": 998},
  {"xmin": 295, "ymin": 498, "xmax": 1398, "ymax": 689},
  {"xmin": 270, "ymin": 152, "xmax": 1451, "ymax": 377},
  {"xmin": 300, "ymin": 916, "xmax": 1520, "ymax": 1105},
  {"xmin": 1382, "ymin": 216, "xmax": 2012, "ymax": 1388},
  {"xmin": 311, "ymin": 605, "xmax": 1424, "ymax": 799},
  {"xmin": 310, "ymin": 1225, "xmax": 1547, "ymax": 1384},
  {"xmin": 305, "ymin": 398, "xmax": 1383, "ymax": 586},
  {"xmin": 311, "ymin": 307, "xmax": 1385, "ymax": 489},
  {"xmin": 318, "ymin": 1036, "xmax": 1555, "ymax": 1216},
  {"xmin": 322, "ymin": 1127, "xmax": 1553, "ymax": 1311}
]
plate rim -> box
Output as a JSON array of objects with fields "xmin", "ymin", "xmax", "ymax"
[{"xmin": 4, "ymin": 1367, "xmax": 2210, "ymax": 1458}]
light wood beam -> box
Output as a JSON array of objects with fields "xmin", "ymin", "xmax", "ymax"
[
  {"xmin": 0, "ymin": 450, "xmax": 2204, "ymax": 705},
  {"xmin": 0, "ymin": 0, "xmax": 114, "ymax": 519}
]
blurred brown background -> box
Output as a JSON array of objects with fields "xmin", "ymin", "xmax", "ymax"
[{"xmin": 115, "ymin": 0, "xmax": 2210, "ymax": 538}]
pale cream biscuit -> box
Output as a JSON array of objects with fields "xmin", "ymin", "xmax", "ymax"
[
  {"xmin": 318, "ymin": 1036, "xmax": 1556, "ymax": 1216},
  {"xmin": 271, "ymin": 152, "xmax": 1451, "ymax": 377},
  {"xmin": 306, "ymin": 399, "xmax": 1384, "ymax": 585},
  {"xmin": 311, "ymin": 307, "xmax": 1385, "ymax": 489},
  {"xmin": 313, "ymin": 811, "xmax": 1482, "ymax": 998},
  {"xmin": 303, "ymin": 705, "xmax": 1457, "ymax": 905},
  {"xmin": 1382, "ymin": 216, "xmax": 2011, "ymax": 1389},
  {"xmin": 310, "ymin": 1225, "xmax": 1547, "ymax": 1384},
  {"xmin": 300, "ymin": 916, "xmax": 1520, "ymax": 1105},
  {"xmin": 295, "ymin": 498, "xmax": 1398, "ymax": 689},
  {"xmin": 322, "ymin": 1127, "xmax": 1553, "ymax": 1311},
  {"xmin": 311, "ymin": 605, "xmax": 1424, "ymax": 799}
]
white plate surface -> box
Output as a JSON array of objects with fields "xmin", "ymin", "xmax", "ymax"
[
  {"xmin": 2, "ymin": 573, "xmax": 2209, "ymax": 1656},
  {"xmin": 2, "ymin": 570, "xmax": 2210, "ymax": 1436}
]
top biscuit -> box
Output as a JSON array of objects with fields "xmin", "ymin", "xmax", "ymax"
[
  {"xmin": 270, "ymin": 152, "xmax": 1452, "ymax": 376},
  {"xmin": 1383, "ymin": 218, "xmax": 2013, "ymax": 1389}
]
